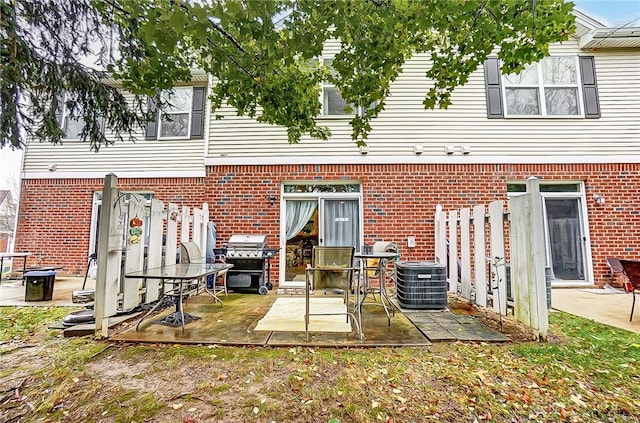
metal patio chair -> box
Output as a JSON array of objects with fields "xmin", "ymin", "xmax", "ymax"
[
  {"xmin": 606, "ymin": 257, "xmax": 625, "ymax": 285},
  {"xmin": 305, "ymin": 246, "xmax": 362, "ymax": 341},
  {"xmin": 619, "ymin": 259, "xmax": 640, "ymax": 322},
  {"xmin": 364, "ymin": 241, "xmax": 400, "ymax": 292},
  {"xmin": 181, "ymin": 242, "xmax": 228, "ymax": 297}
]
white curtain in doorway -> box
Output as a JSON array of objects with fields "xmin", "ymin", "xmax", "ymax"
[
  {"xmin": 323, "ymin": 200, "xmax": 359, "ymax": 246},
  {"xmin": 286, "ymin": 200, "xmax": 317, "ymax": 240}
]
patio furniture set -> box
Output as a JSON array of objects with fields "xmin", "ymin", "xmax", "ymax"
[
  {"xmin": 125, "ymin": 242, "xmax": 232, "ymax": 333},
  {"xmin": 126, "ymin": 241, "xmax": 409, "ymax": 340},
  {"xmin": 304, "ymin": 245, "xmax": 401, "ymax": 341}
]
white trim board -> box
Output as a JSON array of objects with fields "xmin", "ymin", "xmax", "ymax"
[
  {"xmin": 205, "ymin": 154, "xmax": 640, "ymax": 166},
  {"xmin": 23, "ymin": 170, "xmax": 206, "ymax": 179}
]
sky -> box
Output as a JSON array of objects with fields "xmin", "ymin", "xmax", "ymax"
[
  {"xmin": 1, "ymin": 0, "xmax": 639, "ymax": 191},
  {"xmin": 574, "ymin": 0, "xmax": 640, "ymax": 26}
]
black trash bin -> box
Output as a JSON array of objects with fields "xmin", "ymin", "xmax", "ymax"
[{"xmin": 24, "ymin": 270, "xmax": 56, "ymax": 301}]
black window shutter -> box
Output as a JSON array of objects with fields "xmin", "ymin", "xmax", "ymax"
[
  {"xmin": 190, "ymin": 87, "xmax": 205, "ymax": 139},
  {"xmin": 484, "ymin": 58, "xmax": 504, "ymax": 118},
  {"xmin": 145, "ymin": 96, "xmax": 159, "ymax": 139},
  {"xmin": 579, "ymin": 56, "xmax": 600, "ymax": 119}
]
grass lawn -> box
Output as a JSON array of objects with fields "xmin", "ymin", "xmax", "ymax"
[{"xmin": 1, "ymin": 306, "xmax": 639, "ymax": 422}]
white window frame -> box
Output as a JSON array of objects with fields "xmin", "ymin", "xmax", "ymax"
[
  {"xmin": 60, "ymin": 93, "xmax": 85, "ymax": 140},
  {"xmin": 315, "ymin": 58, "xmax": 350, "ymax": 118},
  {"xmin": 311, "ymin": 57, "xmax": 375, "ymax": 118},
  {"xmin": 157, "ymin": 87, "xmax": 193, "ymax": 140},
  {"xmin": 502, "ymin": 56, "xmax": 584, "ymax": 118},
  {"xmin": 58, "ymin": 93, "xmax": 107, "ymax": 141}
]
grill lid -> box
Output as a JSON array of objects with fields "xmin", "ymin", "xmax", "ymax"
[
  {"xmin": 227, "ymin": 235, "xmax": 268, "ymax": 257},
  {"xmin": 227, "ymin": 234, "xmax": 267, "ymax": 249}
]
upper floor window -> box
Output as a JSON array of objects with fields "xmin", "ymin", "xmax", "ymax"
[
  {"xmin": 321, "ymin": 59, "xmax": 348, "ymax": 116},
  {"xmin": 56, "ymin": 93, "xmax": 103, "ymax": 140},
  {"xmin": 159, "ymin": 87, "xmax": 193, "ymax": 138},
  {"xmin": 503, "ymin": 57, "xmax": 580, "ymax": 117},
  {"xmin": 484, "ymin": 56, "xmax": 600, "ymax": 119},
  {"xmin": 146, "ymin": 86, "xmax": 206, "ymax": 140},
  {"xmin": 308, "ymin": 57, "xmax": 350, "ymax": 117}
]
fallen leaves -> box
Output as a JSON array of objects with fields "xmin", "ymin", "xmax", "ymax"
[{"xmin": 2, "ymin": 306, "xmax": 639, "ymax": 423}]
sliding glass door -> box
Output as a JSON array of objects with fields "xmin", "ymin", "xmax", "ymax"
[
  {"xmin": 280, "ymin": 182, "xmax": 361, "ymax": 287},
  {"xmin": 320, "ymin": 199, "xmax": 360, "ymax": 247}
]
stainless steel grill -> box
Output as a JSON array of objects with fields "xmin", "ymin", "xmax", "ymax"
[
  {"xmin": 224, "ymin": 235, "xmax": 278, "ymax": 294},
  {"xmin": 226, "ymin": 234, "xmax": 268, "ymax": 258}
]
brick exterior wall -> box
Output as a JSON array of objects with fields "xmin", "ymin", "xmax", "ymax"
[{"xmin": 15, "ymin": 163, "xmax": 639, "ymax": 286}]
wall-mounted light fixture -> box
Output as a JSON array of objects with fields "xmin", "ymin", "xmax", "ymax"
[
  {"xmin": 359, "ymin": 145, "xmax": 369, "ymax": 155},
  {"xmin": 266, "ymin": 195, "xmax": 277, "ymax": 206},
  {"xmin": 413, "ymin": 145, "xmax": 424, "ymax": 155},
  {"xmin": 594, "ymin": 194, "xmax": 605, "ymax": 205},
  {"xmin": 443, "ymin": 145, "xmax": 472, "ymax": 155},
  {"xmin": 47, "ymin": 163, "xmax": 57, "ymax": 171}
]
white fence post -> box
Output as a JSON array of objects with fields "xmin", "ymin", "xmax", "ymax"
[
  {"xmin": 448, "ymin": 209, "xmax": 458, "ymax": 293},
  {"xmin": 146, "ymin": 199, "xmax": 165, "ymax": 302},
  {"xmin": 510, "ymin": 177, "xmax": 548, "ymax": 340},
  {"xmin": 94, "ymin": 174, "xmax": 122, "ymax": 338},
  {"xmin": 489, "ymin": 200, "xmax": 506, "ymax": 315},
  {"xmin": 122, "ymin": 194, "xmax": 146, "ymax": 311},
  {"xmin": 180, "ymin": 206, "xmax": 190, "ymax": 246},
  {"xmin": 473, "ymin": 205, "xmax": 488, "ymax": 307},
  {"xmin": 434, "ymin": 205, "xmax": 447, "ymax": 264},
  {"xmin": 200, "ymin": 203, "xmax": 209, "ymax": 256},
  {"xmin": 460, "ymin": 208, "xmax": 472, "ymax": 299},
  {"xmin": 192, "ymin": 206, "xmax": 203, "ymax": 251},
  {"xmin": 165, "ymin": 203, "xmax": 179, "ymax": 266}
]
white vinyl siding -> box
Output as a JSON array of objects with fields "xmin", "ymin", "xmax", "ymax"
[
  {"xmin": 206, "ymin": 39, "xmax": 639, "ymax": 160},
  {"xmin": 23, "ymin": 89, "xmax": 207, "ymax": 176},
  {"xmin": 21, "ymin": 38, "xmax": 639, "ymax": 177}
]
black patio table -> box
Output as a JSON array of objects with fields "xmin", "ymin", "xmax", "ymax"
[
  {"xmin": 125, "ymin": 262, "xmax": 233, "ymax": 333},
  {"xmin": 0, "ymin": 251, "xmax": 32, "ymax": 283}
]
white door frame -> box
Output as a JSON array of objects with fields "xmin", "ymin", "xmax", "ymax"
[
  {"xmin": 279, "ymin": 182, "xmax": 362, "ymax": 288},
  {"xmin": 541, "ymin": 192, "xmax": 593, "ymax": 286},
  {"xmin": 508, "ymin": 180, "xmax": 593, "ymax": 286}
]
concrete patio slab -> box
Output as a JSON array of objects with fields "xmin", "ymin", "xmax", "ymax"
[
  {"xmin": 10, "ymin": 278, "xmax": 633, "ymax": 344},
  {"xmin": 112, "ymin": 293, "xmax": 434, "ymax": 347},
  {"xmin": 0, "ymin": 276, "xmax": 92, "ymax": 307},
  {"xmin": 551, "ymin": 288, "xmax": 640, "ymax": 334}
]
